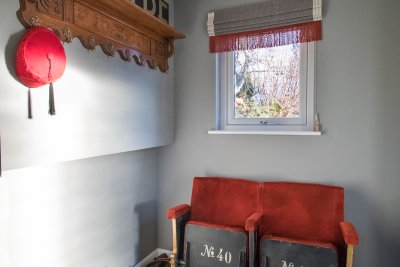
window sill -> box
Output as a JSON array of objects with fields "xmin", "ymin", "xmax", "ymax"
[{"xmin": 208, "ymin": 130, "xmax": 321, "ymax": 136}]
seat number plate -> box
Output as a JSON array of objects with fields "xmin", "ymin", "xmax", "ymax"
[{"xmin": 200, "ymin": 245, "xmax": 233, "ymax": 264}]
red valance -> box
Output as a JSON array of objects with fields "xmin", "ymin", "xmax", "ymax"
[
  {"xmin": 210, "ymin": 21, "xmax": 321, "ymax": 53},
  {"xmin": 208, "ymin": 0, "xmax": 323, "ymax": 53}
]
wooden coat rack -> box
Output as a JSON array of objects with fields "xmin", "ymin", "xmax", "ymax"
[{"xmin": 17, "ymin": 0, "xmax": 185, "ymax": 72}]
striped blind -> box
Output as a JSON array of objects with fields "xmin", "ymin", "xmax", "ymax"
[{"xmin": 207, "ymin": 0, "xmax": 323, "ymax": 53}]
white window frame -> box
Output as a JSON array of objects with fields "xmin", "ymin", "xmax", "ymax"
[{"xmin": 215, "ymin": 42, "xmax": 316, "ymax": 133}]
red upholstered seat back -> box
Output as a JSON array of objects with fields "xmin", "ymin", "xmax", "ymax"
[
  {"xmin": 260, "ymin": 182, "xmax": 344, "ymax": 246},
  {"xmin": 190, "ymin": 177, "xmax": 261, "ymax": 227}
]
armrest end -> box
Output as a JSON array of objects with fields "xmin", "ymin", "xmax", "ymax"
[
  {"xmin": 340, "ymin": 221, "xmax": 359, "ymax": 245},
  {"xmin": 245, "ymin": 213, "xmax": 263, "ymax": 232},
  {"xmin": 166, "ymin": 204, "xmax": 190, "ymax": 219}
]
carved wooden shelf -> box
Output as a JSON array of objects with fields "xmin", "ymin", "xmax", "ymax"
[{"xmin": 17, "ymin": 0, "xmax": 185, "ymax": 72}]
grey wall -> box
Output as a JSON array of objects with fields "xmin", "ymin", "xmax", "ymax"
[
  {"xmin": 0, "ymin": 0, "xmax": 176, "ymax": 266},
  {"xmin": 158, "ymin": 0, "xmax": 400, "ymax": 266},
  {"xmin": 0, "ymin": 150, "xmax": 159, "ymax": 267}
]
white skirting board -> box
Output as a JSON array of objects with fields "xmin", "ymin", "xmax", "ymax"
[{"xmin": 134, "ymin": 248, "xmax": 171, "ymax": 267}]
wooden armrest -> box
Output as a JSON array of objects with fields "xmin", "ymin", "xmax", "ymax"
[
  {"xmin": 245, "ymin": 212, "xmax": 263, "ymax": 232},
  {"xmin": 340, "ymin": 221, "xmax": 359, "ymax": 245},
  {"xmin": 166, "ymin": 204, "xmax": 190, "ymax": 219}
]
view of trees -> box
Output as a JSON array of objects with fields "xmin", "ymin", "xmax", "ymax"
[{"xmin": 234, "ymin": 44, "xmax": 300, "ymax": 119}]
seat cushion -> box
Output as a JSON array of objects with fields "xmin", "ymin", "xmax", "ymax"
[
  {"xmin": 184, "ymin": 221, "xmax": 247, "ymax": 267},
  {"xmin": 260, "ymin": 234, "xmax": 338, "ymax": 267}
]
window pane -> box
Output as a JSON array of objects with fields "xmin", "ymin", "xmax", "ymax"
[{"xmin": 234, "ymin": 44, "xmax": 300, "ymax": 119}]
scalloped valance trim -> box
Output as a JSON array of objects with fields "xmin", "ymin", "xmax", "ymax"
[{"xmin": 210, "ymin": 21, "xmax": 321, "ymax": 53}]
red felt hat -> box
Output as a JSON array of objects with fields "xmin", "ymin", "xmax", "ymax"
[{"xmin": 15, "ymin": 26, "xmax": 67, "ymax": 117}]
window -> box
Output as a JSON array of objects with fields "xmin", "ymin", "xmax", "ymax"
[{"xmin": 216, "ymin": 42, "xmax": 316, "ymax": 132}]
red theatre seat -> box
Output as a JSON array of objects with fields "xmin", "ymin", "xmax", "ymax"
[
  {"xmin": 259, "ymin": 182, "xmax": 359, "ymax": 267},
  {"xmin": 166, "ymin": 178, "xmax": 358, "ymax": 267},
  {"xmin": 166, "ymin": 177, "xmax": 262, "ymax": 267}
]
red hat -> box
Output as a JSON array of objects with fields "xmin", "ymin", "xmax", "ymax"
[{"xmin": 15, "ymin": 26, "xmax": 67, "ymax": 117}]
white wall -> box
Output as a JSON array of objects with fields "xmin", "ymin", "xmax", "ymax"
[
  {"xmin": 0, "ymin": 150, "xmax": 159, "ymax": 267},
  {"xmin": 0, "ymin": 0, "xmax": 174, "ymax": 170},
  {"xmin": 158, "ymin": 0, "xmax": 400, "ymax": 266},
  {"xmin": 0, "ymin": 0, "xmax": 176, "ymax": 266}
]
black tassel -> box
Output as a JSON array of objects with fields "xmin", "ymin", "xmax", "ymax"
[
  {"xmin": 28, "ymin": 88, "xmax": 33, "ymax": 119},
  {"xmin": 49, "ymin": 83, "xmax": 56, "ymax": 116}
]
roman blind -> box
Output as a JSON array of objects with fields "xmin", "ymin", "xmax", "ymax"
[{"xmin": 207, "ymin": 0, "xmax": 322, "ymax": 53}]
